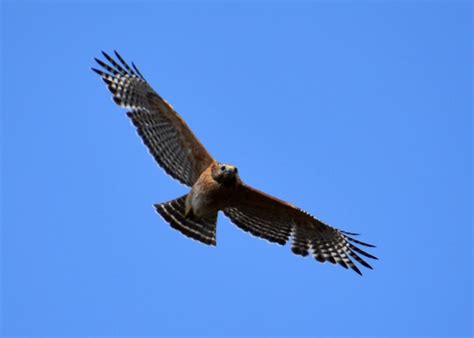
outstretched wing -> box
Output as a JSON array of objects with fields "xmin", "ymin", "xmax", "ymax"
[
  {"xmin": 224, "ymin": 184, "xmax": 377, "ymax": 275},
  {"xmin": 92, "ymin": 51, "xmax": 214, "ymax": 187}
]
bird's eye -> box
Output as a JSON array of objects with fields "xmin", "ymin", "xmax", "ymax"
[
  {"xmin": 220, "ymin": 165, "xmax": 226, "ymax": 171},
  {"xmin": 234, "ymin": 167, "xmax": 238, "ymax": 173}
]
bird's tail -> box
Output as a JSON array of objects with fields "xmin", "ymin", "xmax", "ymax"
[{"xmin": 154, "ymin": 195, "xmax": 217, "ymax": 246}]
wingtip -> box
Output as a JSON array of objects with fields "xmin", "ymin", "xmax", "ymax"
[
  {"xmin": 359, "ymin": 260, "xmax": 373, "ymax": 270},
  {"xmin": 341, "ymin": 230, "xmax": 360, "ymax": 236},
  {"xmin": 338, "ymin": 261, "xmax": 349, "ymax": 269},
  {"xmin": 94, "ymin": 57, "xmax": 106, "ymax": 68},
  {"xmin": 352, "ymin": 266, "xmax": 363, "ymax": 276},
  {"xmin": 91, "ymin": 67, "xmax": 103, "ymax": 75},
  {"xmin": 114, "ymin": 49, "xmax": 122, "ymax": 59},
  {"xmin": 345, "ymin": 235, "xmax": 377, "ymax": 248}
]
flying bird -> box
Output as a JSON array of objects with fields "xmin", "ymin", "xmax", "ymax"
[{"xmin": 92, "ymin": 51, "xmax": 377, "ymax": 275}]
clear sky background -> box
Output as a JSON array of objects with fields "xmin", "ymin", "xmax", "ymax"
[{"xmin": 1, "ymin": 1, "xmax": 472, "ymax": 337}]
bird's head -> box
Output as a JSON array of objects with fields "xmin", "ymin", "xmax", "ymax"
[{"xmin": 212, "ymin": 162, "xmax": 240, "ymax": 187}]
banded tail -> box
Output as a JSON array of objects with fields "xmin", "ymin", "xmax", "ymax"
[{"xmin": 154, "ymin": 195, "xmax": 217, "ymax": 246}]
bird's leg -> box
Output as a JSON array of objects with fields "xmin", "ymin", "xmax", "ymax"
[
  {"xmin": 184, "ymin": 208, "xmax": 195, "ymax": 220},
  {"xmin": 184, "ymin": 195, "xmax": 195, "ymax": 220}
]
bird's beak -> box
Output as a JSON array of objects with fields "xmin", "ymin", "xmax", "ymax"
[{"xmin": 223, "ymin": 170, "xmax": 234, "ymax": 178}]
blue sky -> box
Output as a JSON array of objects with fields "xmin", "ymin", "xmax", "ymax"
[{"xmin": 1, "ymin": 1, "xmax": 471, "ymax": 336}]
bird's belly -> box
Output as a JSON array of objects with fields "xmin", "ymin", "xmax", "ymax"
[
  {"xmin": 191, "ymin": 193, "xmax": 219, "ymax": 218},
  {"xmin": 190, "ymin": 182, "xmax": 234, "ymax": 218}
]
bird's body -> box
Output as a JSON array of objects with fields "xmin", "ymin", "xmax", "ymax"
[
  {"xmin": 93, "ymin": 51, "xmax": 378, "ymax": 275},
  {"xmin": 185, "ymin": 162, "xmax": 239, "ymax": 219}
]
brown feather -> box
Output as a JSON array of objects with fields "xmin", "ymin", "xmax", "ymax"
[
  {"xmin": 224, "ymin": 184, "xmax": 377, "ymax": 275},
  {"xmin": 93, "ymin": 52, "xmax": 214, "ymax": 186}
]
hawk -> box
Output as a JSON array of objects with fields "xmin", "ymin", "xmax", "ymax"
[{"xmin": 92, "ymin": 51, "xmax": 377, "ymax": 275}]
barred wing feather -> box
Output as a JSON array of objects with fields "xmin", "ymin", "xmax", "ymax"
[
  {"xmin": 224, "ymin": 184, "xmax": 378, "ymax": 275},
  {"xmin": 92, "ymin": 51, "xmax": 214, "ymax": 187}
]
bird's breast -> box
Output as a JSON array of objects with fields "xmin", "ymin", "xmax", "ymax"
[{"xmin": 189, "ymin": 172, "xmax": 235, "ymax": 218}]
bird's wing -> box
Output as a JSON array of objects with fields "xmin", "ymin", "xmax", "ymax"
[
  {"xmin": 92, "ymin": 51, "xmax": 214, "ymax": 187},
  {"xmin": 224, "ymin": 184, "xmax": 377, "ymax": 275}
]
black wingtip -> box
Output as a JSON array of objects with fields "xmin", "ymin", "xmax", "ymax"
[
  {"xmin": 358, "ymin": 259, "xmax": 373, "ymax": 270},
  {"xmin": 341, "ymin": 230, "xmax": 360, "ymax": 236},
  {"xmin": 101, "ymin": 50, "xmax": 111, "ymax": 60},
  {"xmin": 102, "ymin": 51, "xmax": 114, "ymax": 63},
  {"xmin": 94, "ymin": 57, "xmax": 108, "ymax": 69},
  {"xmin": 338, "ymin": 260, "xmax": 349, "ymax": 269},
  {"xmin": 352, "ymin": 265, "xmax": 363, "ymax": 276},
  {"xmin": 344, "ymin": 235, "xmax": 376, "ymax": 248},
  {"xmin": 114, "ymin": 50, "xmax": 123, "ymax": 60},
  {"xmin": 113, "ymin": 50, "xmax": 142, "ymax": 78},
  {"xmin": 91, "ymin": 67, "xmax": 102, "ymax": 75},
  {"xmin": 132, "ymin": 61, "xmax": 145, "ymax": 80},
  {"xmin": 350, "ymin": 244, "xmax": 379, "ymax": 261}
]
